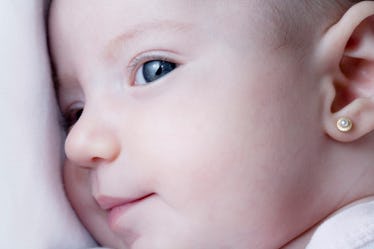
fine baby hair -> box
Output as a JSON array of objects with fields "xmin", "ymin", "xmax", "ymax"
[{"xmin": 49, "ymin": 0, "xmax": 374, "ymax": 248}]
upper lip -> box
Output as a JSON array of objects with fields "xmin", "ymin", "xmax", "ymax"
[{"xmin": 95, "ymin": 193, "xmax": 154, "ymax": 210}]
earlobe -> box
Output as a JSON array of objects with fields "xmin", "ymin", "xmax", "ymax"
[
  {"xmin": 317, "ymin": 1, "xmax": 374, "ymax": 142},
  {"xmin": 323, "ymin": 96, "xmax": 374, "ymax": 142}
]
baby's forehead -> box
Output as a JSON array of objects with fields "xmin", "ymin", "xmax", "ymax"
[
  {"xmin": 50, "ymin": 0, "xmax": 258, "ymax": 42},
  {"xmin": 51, "ymin": 0, "xmax": 254, "ymax": 21}
]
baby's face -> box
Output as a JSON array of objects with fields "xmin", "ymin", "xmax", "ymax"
[{"xmin": 50, "ymin": 1, "xmax": 325, "ymax": 248}]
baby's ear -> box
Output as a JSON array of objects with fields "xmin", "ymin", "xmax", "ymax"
[{"xmin": 317, "ymin": 1, "xmax": 374, "ymax": 142}]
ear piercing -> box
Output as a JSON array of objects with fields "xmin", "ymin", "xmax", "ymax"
[{"xmin": 337, "ymin": 117, "xmax": 353, "ymax": 132}]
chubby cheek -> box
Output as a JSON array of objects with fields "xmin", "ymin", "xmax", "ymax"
[
  {"xmin": 138, "ymin": 116, "xmax": 316, "ymax": 248},
  {"xmin": 131, "ymin": 95, "xmax": 258, "ymax": 213}
]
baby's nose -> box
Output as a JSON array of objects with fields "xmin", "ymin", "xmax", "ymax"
[{"xmin": 64, "ymin": 111, "xmax": 120, "ymax": 168}]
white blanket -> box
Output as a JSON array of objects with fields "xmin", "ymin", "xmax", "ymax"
[
  {"xmin": 307, "ymin": 199, "xmax": 374, "ymax": 249},
  {"xmin": 0, "ymin": 0, "xmax": 97, "ymax": 248}
]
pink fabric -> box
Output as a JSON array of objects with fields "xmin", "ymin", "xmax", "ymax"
[{"xmin": 0, "ymin": 1, "xmax": 96, "ymax": 248}]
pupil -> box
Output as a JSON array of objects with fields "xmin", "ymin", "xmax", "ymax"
[
  {"xmin": 155, "ymin": 66, "xmax": 163, "ymax": 76},
  {"xmin": 143, "ymin": 60, "xmax": 176, "ymax": 83}
]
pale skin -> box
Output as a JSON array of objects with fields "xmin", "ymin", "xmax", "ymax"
[{"xmin": 49, "ymin": 1, "xmax": 374, "ymax": 248}]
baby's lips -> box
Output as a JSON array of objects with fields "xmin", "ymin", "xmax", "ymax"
[{"xmin": 95, "ymin": 193, "xmax": 154, "ymax": 210}]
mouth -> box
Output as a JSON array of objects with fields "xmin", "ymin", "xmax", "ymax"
[{"xmin": 96, "ymin": 193, "xmax": 155, "ymax": 229}]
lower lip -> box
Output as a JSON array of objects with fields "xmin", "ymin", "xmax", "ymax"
[
  {"xmin": 107, "ymin": 195, "xmax": 153, "ymax": 229},
  {"xmin": 107, "ymin": 202, "xmax": 136, "ymax": 229}
]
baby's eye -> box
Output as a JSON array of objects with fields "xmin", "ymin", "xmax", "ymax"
[
  {"xmin": 134, "ymin": 60, "xmax": 177, "ymax": 86},
  {"xmin": 62, "ymin": 108, "xmax": 83, "ymax": 131}
]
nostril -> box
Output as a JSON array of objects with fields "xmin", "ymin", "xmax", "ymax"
[
  {"xmin": 85, "ymin": 157, "xmax": 103, "ymax": 168},
  {"xmin": 92, "ymin": 157, "xmax": 101, "ymax": 163}
]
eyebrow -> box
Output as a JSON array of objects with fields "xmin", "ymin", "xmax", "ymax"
[{"xmin": 103, "ymin": 20, "xmax": 193, "ymax": 62}]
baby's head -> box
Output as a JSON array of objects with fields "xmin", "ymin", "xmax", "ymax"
[{"xmin": 49, "ymin": 1, "xmax": 374, "ymax": 248}]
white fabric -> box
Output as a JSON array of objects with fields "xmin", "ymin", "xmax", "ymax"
[
  {"xmin": 0, "ymin": 0, "xmax": 96, "ymax": 248},
  {"xmin": 306, "ymin": 199, "xmax": 374, "ymax": 249}
]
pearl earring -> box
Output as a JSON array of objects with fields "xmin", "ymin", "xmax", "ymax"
[{"xmin": 337, "ymin": 117, "xmax": 353, "ymax": 132}]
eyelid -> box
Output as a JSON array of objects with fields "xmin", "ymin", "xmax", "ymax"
[{"xmin": 127, "ymin": 50, "xmax": 181, "ymax": 85}]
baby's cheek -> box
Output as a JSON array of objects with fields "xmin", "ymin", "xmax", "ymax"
[{"xmin": 156, "ymin": 130, "xmax": 247, "ymax": 208}]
